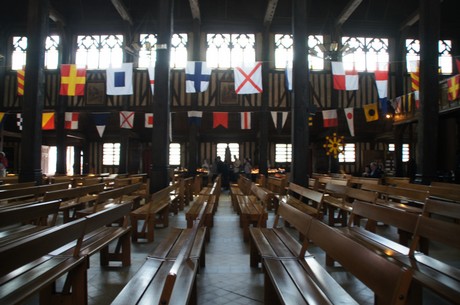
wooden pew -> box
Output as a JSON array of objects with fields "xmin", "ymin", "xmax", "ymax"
[
  {"xmin": 43, "ymin": 183, "xmax": 105, "ymax": 222},
  {"xmin": 0, "ymin": 181, "xmax": 35, "ymax": 190},
  {"xmin": 236, "ymin": 184, "xmax": 269, "ymax": 242},
  {"xmin": 0, "ymin": 182, "xmax": 70, "ymax": 207},
  {"xmin": 111, "ymin": 197, "xmax": 208, "ymax": 305},
  {"xmin": 0, "ymin": 218, "xmax": 88, "ymax": 305},
  {"xmin": 185, "ymin": 194, "xmax": 216, "ymax": 242},
  {"xmin": 130, "ymin": 182, "xmax": 180, "ymax": 242},
  {"xmin": 230, "ymin": 174, "xmax": 251, "ymax": 212},
  {"xmin": 281, "ymin": 182, "xmax": 324, "ymax": 219},
  {"xmin": 262, "ymin": 215, "xmax": 412, "ymax": 305},
  {"xmin": 263, "ymin": 175, "xmax": 288, "ymax": 210},
  {"xmin": 348, "ymin": 176, "xmax": 381, "ymax": 188}
]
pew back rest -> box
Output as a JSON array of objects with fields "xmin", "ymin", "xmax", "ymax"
[
  {"xmin": 0, "ymin": 199, "xmax": 61, "ymax": 227},
  {"xmin": 0, "ymin": 218, "xmax": 86, "ymax": 276},
  {"xmin": 386, "ymin": 186, "xmax": 429, "ymax": 203},
  {"xmin": 345, "ymin": 187, "xmax": 378, "ymax": 203},
  {"xmin": 307, "ymin": 219, "xmax": 412, "ymax": 304},
  {"xmin": 266, "ymin": 176, "xmax": 287, "ymax": 195},
  {"xmin": 349, "ymin": 200, "xmax": 419, "ymax": 234},
  {"xmin": 0, "ymin": 181, "xmax": 36, "ymax": 190},
  {"xmin": 84, "ymin": 203, "xmax": 131, "ymax": 233},
  {"xmin": 149, "ymin": 182, "xmax": 179, "ymax": 203},
  {"xmin": 250, "ymin": 184, "xmax": 272, "ymax": 207},
  {"xmin": 274, "ymin": 201, "xmax": 313, "ymax": 240},
  {"xmin": 288, "ymin": 182, "xmax": 324, "ymax": 205},
  {"xmin": 324, "ymin": 182, "xmax": 347, "ymax": 197},
  {"xmin": 97, "ymin": 183, "xmax": 142, "ymax": 204}
]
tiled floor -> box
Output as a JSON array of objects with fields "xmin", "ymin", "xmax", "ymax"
[{"xmin": 24, "ymin": 190, "xmax": 458, "ymax": 305}]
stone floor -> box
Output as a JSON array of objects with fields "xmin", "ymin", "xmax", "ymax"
[{"xmin": 23, "ymin": 190, "xmax": 458, "ymax": 305}]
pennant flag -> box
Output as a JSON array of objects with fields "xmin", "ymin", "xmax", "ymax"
[
  {"xmin": 187, "ymin": 111, "xmax": 203, "ymax": 126},
  {"xmin": 414, "ymin": 91, "xmax": 420, "ymax": 110},
  {"xmin": 241, "ymin": 112, "xmax": 251, "ymax": 129},
  {"xmin": 42, "ymin": 112, "xmax": 55, "ymax": 130},
  {"xmin": 448, "ymin": 75, "xmax": 460, "ymax": 101},
  {"xmin": 322, "ymin": 110, "xmax": 338, "ymax": 127},
  {"xmin": 17, "ymin": 69, "xmax": 25, "ymax": 96},
  {"xmin": 106, "ymin": 63, "xmax": 133, "ymax": 95},
  {"xmin": 374, "ymin": 65, "xmax": 388, "ymax": 99},
  {"xmin": 234, "ymin": 62, "xmax": 263, "ymax": 94},
  {"xmin": 331, "ymin": 61, "xmax": 359, "ymax": 90},
  {"xmin": 409, "ymin": 61, "xmax": 420, "ymax": 91},
  {"xmin": 285, "ymin": 67, "xmax": 292, "ymax": 91},
  {"xmin": 145, "ymin": 113, "xmax": 154, "ymax": 128},
  {"xmin": 364, "ymin": 103, "xmax": 379, "ymax": 122},
  {"xmin": 401, "ymin": 94, "xmax": 413, "ymax": 113},
  {"xmin": 213, "ymin": 112, "xmax": 228, "ymax": 128},
  {"xmin": 59, "ymin": 64, "xmax": 86, "ymax": 96},
  {"xmin": 120, "ymin": 111, "xmax": 135, "ymax": 129},
  {"xmin": 186, "ymin": 61, "xmax": 212, "ymax": 93},
  {"xmin": 148, "ymin": 66, "xmax": 155, "ymax": 94},
  {"xmin": 270, "ymin": 111, "xmax": 288, "ymax": 130},
  {"xmin": 17, "ymin": 113, "xmax": 23, "ymax": 131},
  {"xmin": 0, "ymin": 112, "xmax": 5, "ymax": 127},
  {"xmin": 91, "ymin": 113, "xmax": 110, "ymax": 137},
  {"xmin": 65, "ymin": 112, "xmax": 79, "ymax": 130},
  {"xmin": 344, "ymin": 107, "xmax": 355, "ymax": 137}
]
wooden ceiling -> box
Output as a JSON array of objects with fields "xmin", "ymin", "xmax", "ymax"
[{"xmin": 1, "ymin": 0, "xmax": 458, "ymax": 38}]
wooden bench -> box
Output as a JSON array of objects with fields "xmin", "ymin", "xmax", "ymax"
[
  {"xmin": 43, "ymin": 183, "xmax": 105, "ymax": 222},
  {"xmin": 111, "ymin": 198, "xmax": 208, "ymax": 305},
  {"xmin": 323, "ymin": 183, "xmax": 378, "ymax": 226},
  {"xmin": 76, "ymin": 183, "xmax": 142, "ymax": 217},
  {"xmin": 263, "ymin": 215, "xmax": 412, "ymax": 305},
  {"xmin": 0, "ymin": 181, "xmax": 36, "ymax": 190},
  {"xmin": 130, "ymin": 182, "xmax": 180, "ymax": 242},
  {"xmin": 236, "ymin": 184, "xmax": 269, "ymax": 242},
  {"xmin": 186, "ymin": 194, "xmax": 216, "ymax": 242},
  {"xmin": 230, "ymin": 174, "xmax": 252, "ymax": 212},
  {"xmin": 348, "ymin": 176, "xmax": 381, "ymax": 188},
  {"xmin": 0, "ymin": 218, "xmax": 88, "ymax": 305},
  {"xmin": 249, "ymin": 200, "xmax": 313, "ymax": 268},
  {"xmin": 281, "ymin": 182, "xmax": 324, "ymax": 219},
  {"xmin": 0, "ymin": 182, "xmax": 70, "ymax": 207},
  {"xmin": 53, "ymin": 203, "xmax": 132, "ymax": 267},
  {"xmin": 263, "ymin": 176, "xmax": 288, "ymax": 210}
]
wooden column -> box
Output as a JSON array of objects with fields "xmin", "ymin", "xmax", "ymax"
[
  {"xmin": 258, "ymin": 28, "xmax": 270, "ymax": 177},
  {"xmin": 150, "ymin": 0, "xmax": 173, "ymax": 193},
  {"xmin": 19, "ymin": 0, "xmax": 49, "ymax": 184},
  {"xmin": 187, "ymin": 20, "xmax": 201, "ymax": 176},
  {"xmin": 73, "ymin": 146, "xmax": 82, "ymax": 175},
  {"xmin": 417, "ymin": 0, "xmax": 439, "ymax": 184},
  {"xmin": 291, "ymin": 0, "xmax": 309, "ymax": 187},
  {"xmin": 55, "ymin": 26, "xmax": 71, "ymax": 175}
]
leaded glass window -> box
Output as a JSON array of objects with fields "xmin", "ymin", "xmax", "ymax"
[
  {"xmin": 138, "ymin": 33, "xmax": 188, "ymax": 69},
  {"xmin": 76, "ymin": 35, "xmax": 123, "ymax": 69},
  {"xmin": 206, "ymin": 34, "xmax": 255, "ymax": 68},
  {"xmin": 405, "ymin": 39, "xmax": 452, "ymax": 74},
  {"xmin": 342, "ymin": 37, "xmax": 389, "ymax": 72},
  {"xmin": 12, "ymin": 35, "xmax": 60, "ymax": 70},
  {"xmin": 274, "ymin": 34, "xmax": 324, "ymax": 70}
]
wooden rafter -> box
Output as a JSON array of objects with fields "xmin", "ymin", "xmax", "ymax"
[
  {"xmin": 111, "ymin": 0, "xmax": 133, "ymax": 25},
  {"xmin": 264, "ymin": 0, "xmax": 279, "ymax": 26},
  {"xmin": 335, "ymin": 0, "xmax": 363, "ymax": 27},
  {"xmin": 49, "ymin": 7, "xmax": 66, "ymax": 26},
  {"xmin": 189, "ymin": 0, "xmax": 201, "ymax": 22}
]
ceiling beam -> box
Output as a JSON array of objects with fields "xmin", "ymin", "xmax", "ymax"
[
  {"xmin": 111, "ymin": 0, "xmax": 133, "ymax": 25},
  {"xmin": 189, "ymin": 0, "xmax": 201, "ymax": 22},
  {"xmin": 399, "ymin": 0, "xmax": 444, "ymax": 31},
  {"xmin": 264, "ymin": 0, "xmax": 279, "ymax": 26},
  {"xmin": 335, "ymin": 0, "xmax": 363, "ymax": 27},
  {"xmin": 49, "ymin": 7, "xmax": 66, "ymax": 26}
]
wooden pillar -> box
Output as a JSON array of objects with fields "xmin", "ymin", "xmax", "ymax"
[
  {"xmin": 55, "ymin": 26, "xmax": 71, "ymax": 175},
  {"xmin": 73, "ymin": 146, "xmax": 82, "ymax": 175},
  {"xmin": 150, "ymin": 0, "xmax": 173, "ymax": 193},
  {"xmin": 0, "ymin": 31, "xmax": 7, "ymax": 152},
  {"xmin": 258, "ymin": 28, "xmax": 270, "ymax": 177},
  {"xmin": 187, "ymin": 20, "xmax": 201, "ymax": 176},
  {"xmin": 417, "ymin": 0, "xmax": 439, "ymax": 184},
  {"xmin": 19, "ymin": 0, "xmax": 49, "ymax": 184},
  {"xmin": 291, "ymin": 0, "xmax": 309, "ymax": 187}
]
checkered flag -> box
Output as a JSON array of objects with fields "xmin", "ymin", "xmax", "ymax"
[{"xmin": 16, "ymin": 113, "xmax": 23, "ymax": 131}]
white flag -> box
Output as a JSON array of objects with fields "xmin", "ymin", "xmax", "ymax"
[
  {"xmin": 106, "ymin": 63, "xmax": 133, "ymax": 95},
  {"xmin": 344, "ymin": 107, "xmax": 355, "ymax": 137},
  {"xmin": 148, "ymin": 66, "xmax": 155, "ymax": 94},
  {"xmin": 234, "ymin": 62, "xmax": 263, "ymax": 94}
]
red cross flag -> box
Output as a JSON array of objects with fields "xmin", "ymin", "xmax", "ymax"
[
  {"xmin": 120, "ymin": 111, "xmax": 134, "ymax": 129},
  {"xmin": 234, "ymin": 62, "xmax": 263, "ymax": 94}
]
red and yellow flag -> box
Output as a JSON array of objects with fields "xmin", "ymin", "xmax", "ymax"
[
  {"xmin": 42, "ymin": 112, "xmax": 55, "ymax": 130},
  {"xmin": 17, "ymin": 69, "xmax": 25, "ymax": 96},
  {"xmin": 59, "ymin": 64, "xmax": 86, "ymax": 96},
  {"xmin": 410, "ymin": 72, "xmax": 419, "ymax": 91},
  {"xmin": 448, "ymin": 75, "xmax": 460, "ymax": 101}
]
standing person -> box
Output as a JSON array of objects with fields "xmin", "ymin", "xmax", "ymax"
[
  {"xmin": 232, "ymin": 155, "xmax": 241, "ymax": 182},
  {"xmin": 0, "ymin": 152, "xmax": 8, "ymax": 177},
  {"xmin": 243, "ymin": 157, "xmax": 252, "ymax": 179}
]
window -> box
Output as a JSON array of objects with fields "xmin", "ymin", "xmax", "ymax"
[
  {"xmin": 388, "ymin": 143, "xmax": 410, "ymax": 162},
  {"xmin": 42, "ymin": 146, "xmax": 77, "ymax": 175},
  {"xmin": 275, "ymin": 144, "xmax": 292, "ymax": 163},
  {"xmin": 342, "ymin": 37, "xmax": 389, "ymax": 72},
  {"xmin": 76, "ymin": 35, "xmax": 123, "ymax": 69},
  {"xmin": 206, "ymin": 34, "xmax": 255, "ymax": 68},
  {"xmin": 169, "ymin": 143, "xmax": 181, "ymax": 166},
  {"xmin": 216, "ymin": 143, "xmax": 239, "ymax": 161},
  {"xmin": 12, "ymin": 35, "xmax": 60, "ymax": 70},
  {"xmin": 406, "ymin": 39, "xmax": 452, "ymax": 74},
  {"xmin": 138, "ymin": 33, "xmax": 188, "ymax": 69},
  {"xmin": 338, "ymin": 143, "xmax": 355, "ymax": 163},
  {"xmin": 103, "ymin": 143, "xmax": 120, "ymax": 166},
  {"xmin": 274, "ymin": 34, "xmax": 324, "ymax": 70}
]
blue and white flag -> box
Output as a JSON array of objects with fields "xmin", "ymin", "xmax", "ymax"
[
  {"xmin": 185, "ymin": 61, "xmax": 212, "ymax": 93},
  {"xmin": 106, "ymin": 63, "xmax": 133, "ymax": 95},
  {"xmin": 91, "ymin": 112, "xmax": 110, "ymax": 138},
  {"xmin": 285, "ymin": 67, "xmax": 292, "ymax": 91},
  {"xmin": 187, "ymin": 111, "xmax": 203, "ymax": 126}
]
